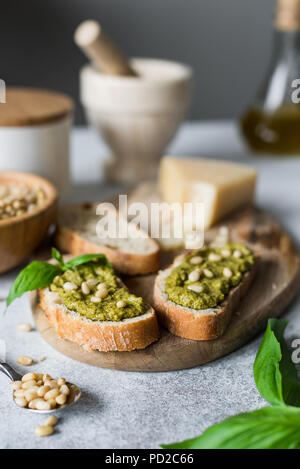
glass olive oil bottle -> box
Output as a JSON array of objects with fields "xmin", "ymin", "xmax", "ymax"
[{"xmin": 241, "ymin": 0, "xmax": 300, "ymax": 155}]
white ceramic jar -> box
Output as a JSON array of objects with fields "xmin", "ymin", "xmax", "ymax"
[
  {"xmin": 80, "ymin": 58, "xmax": 192, "ymax": 184},
  {"xmin": 0, "ymin": 88, "xmax": 73, "ymax": 200}
]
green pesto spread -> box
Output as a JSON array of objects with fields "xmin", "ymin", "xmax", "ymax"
[
  {"xmin": 165, "ymin": 243, "xmax": 255, "ymax": 310},
  {"xmin": 50, "ymin": 262, "xmax": 145, "ymax": 322}
]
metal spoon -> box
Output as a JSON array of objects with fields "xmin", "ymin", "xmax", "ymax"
[{"xmin": 0, "ymin": 361, "xmax": 81, "ymax": 413}]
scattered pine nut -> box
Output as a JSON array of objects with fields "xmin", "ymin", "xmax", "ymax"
[
  {"xmin": 17, "ymin": 356, "xmax": 34, "ymax": 366},
  {"xmin": 39, "ymin": 357, "xmax": 46, "ymax": 362},
  {"xmin": 10, "ymin": 381, "xmax": 22, "ymax": 391},
  {"xmin": 17, "ymin": 323, "xmax": 32, "ymax": 332},
  {"xmin": 45, "ymin": 416, "xmax": 58, "ymax": 427},
  {"xmin": 35, "ymin": 425, "xmax": 54, "ymax": 437}
]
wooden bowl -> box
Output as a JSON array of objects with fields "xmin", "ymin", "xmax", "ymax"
[{"xmin": 0, "ymin": 171, "xmax": 58, "ymax": 273}]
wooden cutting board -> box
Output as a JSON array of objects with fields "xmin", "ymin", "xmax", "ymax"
[{"xmin": 32, "ymin": 187, "xmax": 300, "ymax": 372}]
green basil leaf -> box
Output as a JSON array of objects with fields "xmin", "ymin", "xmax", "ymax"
[
  {"xmin": 6, "ymin": 261, "xmax": 60, "ymax": 306},
  {"xmin": 161, "ymin": 406, "xmax": 300, "ymax": 449},
  {"xmin": 271, "ymin": 319, "xmax": 300, "ymax": 407},
  {"xmin": 51, "ymin": 247, "xmax": 65, "ymax": 270},
  {"xmin": 254, "ymin": 319, "xmax": 300, "ymax": 407},
  {"xmin": 63, "ymin": 253, "xmax": 112, "ymax": 270},
  {"xmin": 253, "ymin": 319, "xmax": 285, "ymax": 406}
]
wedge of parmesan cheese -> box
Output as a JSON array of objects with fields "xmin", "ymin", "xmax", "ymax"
[{"xmin": 159, "ymin": 156, "xmax": 257, "ymax": 228}]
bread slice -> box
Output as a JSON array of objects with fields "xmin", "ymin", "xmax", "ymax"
[
  {"xmin": 55, "ymin": 203, "xmax": 160, "ymax": 275},
  {"xmin": 39, "ymin": 287, "xmax": 159, "ymax": 352},
  {"xmin": 153, "ymin": 254, "xmax": 258, "ymax": 341}
]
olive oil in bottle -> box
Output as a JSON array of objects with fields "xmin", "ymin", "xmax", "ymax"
[{"xmin": 241, "ymin": 0, "xmax": 300, "ymax": 155}]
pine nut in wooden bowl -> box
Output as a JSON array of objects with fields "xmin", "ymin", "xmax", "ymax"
[{"xmin": 0, "ymin": 171, "xmax": 57, "ymax": 273}]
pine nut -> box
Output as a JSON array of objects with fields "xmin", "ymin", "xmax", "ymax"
[
  {"xmin": 190, "ymin": 256, "xmax": 203, "ymax": 265},
  {"xmin": 221, "ymin": 249, "xmax": 231, "ymax": 257},
  {"xmin": 39, "ymin": 357, "xmax": 46, "ymax": 362},
  {"xmin": 14, "ymin": 389, "xmax": 25, "ymax": 398},
  {"xmin": 208, "ymin": 253, "xmax": 221, "ymax": 262},
  {"xmin": 97, "ymin": 282, "xmax": 108, "ymax": 290},
  {"xmin": 17, "ymin": 323, "xmax": 32, "ymax": 332},
  {"xmin": 57, "ymin": 378, "xmax": 66, "ymax": 386},
  {"xmin": 31, "ymin": 399, "xmax": 51, "ymax": 411},
  {"xmin": 10, "ymin": 381, "xmax": 22, "ymax": 390},
  {"xmin": 22, "ymin": 379, "xmax": 37, "ymax": 389},
  {"xmin": 188, "ymin": 270, "xmax": 201, "ymax": 282},
  {"xmin": 223, "ymin": 267, "xmax": 233, "ymax": 278},
  {"xmin": 116, "ymin": 300, "xmax": 126, "ymax": 308},
  {"xmin": 81, "ymin": 282, "xmax": 90, "ymax": 295},
  {"xmin": 48, "ymin": 380, "xmax": 59, "ymax": 389},
  {"xmin": 24, "ymin": 389, "xmax": 39, "ymax": 402},
  {"xmin": 60, "ymin": 384, "xmax": 70, "ymax": 396},
  {"xmin": 43, "ymin": 374, "xmax": 52, "ymax": 382},
  {"xmin": 35, "ymin": 425, "xmax": 54, "ymax": 437},
  {"xmin": 45, "ymin": 416, "xmax": 58, "ymax": 427},
  {"xmin": 56, "ymin": 393, "xmax": 67, "ymax": 406},
  {"xmin": 63, "ymin": 282, "xmax": 78, "ymax": 291},
  {"xmin": 22, "ymin": 372, "xmax": 37, "ymax": 382},
  {"xmin": 37, "ymin": 380, "xmax": 43, "ymax": 386},
  {"xmin": 233, "ymin": 250, "xmax": 242, "ymax": 258},
  {"xmin": 15, "ymin": 397, "xmax": 28, "ymax": 408},
  {"xmin": 204, "ymin": 269, "xmax": 214, "ymax": 278},
  {"xmin": 48, "ymin": 399, "xmax": 57, "ymax": 409},
  {"xmin": 91, "ymin": 296, "xmax": 101, "ymax": 303},
  {"xmin": 96, "ymin": 284, "xmax": 108, "ymax": 298},
  {"xmin": 44, "ymin": 389, "xmax": 60, "ymax": 401},
  {"xmin": 87, "ymin": 278, "xmax": 98, "ymax": 287},
  {"xmin": 17, "ymin": 356, "xmax": 34, "ymax": 366},
  {"xmin": 187, "ymin": 284, "xmax": 204, "ymax": 293},
  {"xmin": 37, "ymin": 385, "xmax": 51, "ymax": 397}
]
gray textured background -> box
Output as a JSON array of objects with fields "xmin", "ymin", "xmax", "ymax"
[{"xmin": 1, "ymin": 0, "xmax": 275, "ymax": 124}]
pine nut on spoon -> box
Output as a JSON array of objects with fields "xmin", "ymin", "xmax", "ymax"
[{"xmin": 0, "ymin": 361, "xmax": 81, "ymax": 413}]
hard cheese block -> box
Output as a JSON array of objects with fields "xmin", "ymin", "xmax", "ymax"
[{"xmin": 159, "ymin": 157, "xmax": 257, "ymax": 228}]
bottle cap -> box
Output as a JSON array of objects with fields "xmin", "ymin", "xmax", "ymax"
[{"xmin": 276, "ymin": 0, "xmax": 300, "ymax": 31}]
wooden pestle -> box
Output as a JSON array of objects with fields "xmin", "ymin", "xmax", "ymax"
[{"xmin": 74, "ymin": 20, "xmax": 137, "ymax": 76}]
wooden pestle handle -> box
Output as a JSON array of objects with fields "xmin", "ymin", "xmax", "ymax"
[{"xmin": 74, "ymin": 20, "xmax": 137, "ymax": 77}]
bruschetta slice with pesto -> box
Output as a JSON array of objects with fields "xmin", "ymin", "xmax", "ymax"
[
  {"xmin": 7, "ymin": 250, "xmax": 159, "ymax": 352},
  {"xmin": 153, "ymin": 243, "xmax": 258, "ymax": 341}
]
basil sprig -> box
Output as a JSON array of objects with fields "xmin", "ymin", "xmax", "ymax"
[
  {"xmin": 162, "ymin": 319, "xmax": 300, "ymax": 450},
  {"xmin": 6, "ymin": 248, "xmax": 111, "ymax": 307}
]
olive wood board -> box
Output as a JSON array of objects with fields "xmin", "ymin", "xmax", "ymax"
[{"xmin": 32, "ymin": 192, "xmax": 300, "ymax": 372}]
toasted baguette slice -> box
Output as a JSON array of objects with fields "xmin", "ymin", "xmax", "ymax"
[
  {"xmin": 55, "ymin": 204, "xmax": 160, "ymax": 275},
  {"xmin": 153, "ymin": 254, "xmax": 258, "ymax": 341},
  {"xmin": 39, "ymin": 287, "xmax": 159, "ymax": 352}
]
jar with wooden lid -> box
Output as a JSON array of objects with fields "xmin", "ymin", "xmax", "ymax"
[
  {"xmin": 241, "ymin": 0, "xmax": 300, "ymax": 155},
  {"xmin": 0, "ymin": 88, "xmax": 73, "ymax": 198}
]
